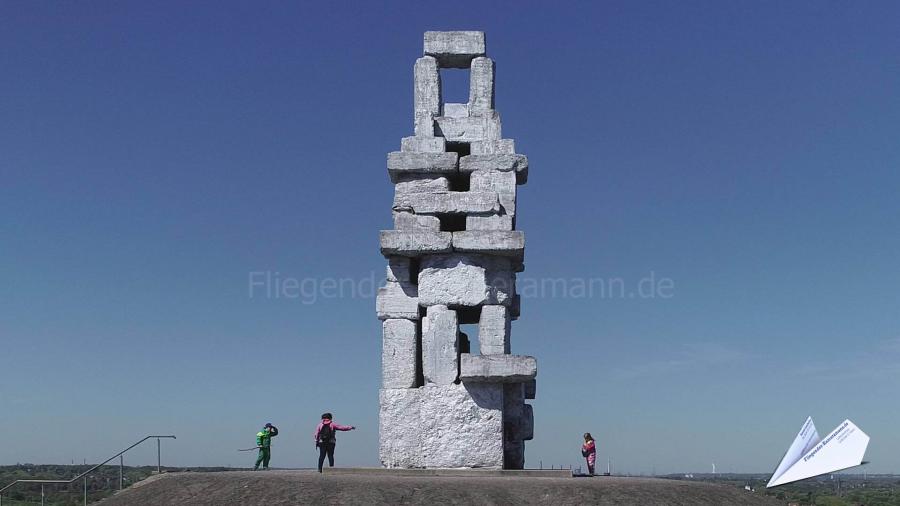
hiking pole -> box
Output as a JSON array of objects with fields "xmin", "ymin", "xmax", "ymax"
[{"xmin": 238, "ymin": 447, "xmax": 262, "ymax": 452}]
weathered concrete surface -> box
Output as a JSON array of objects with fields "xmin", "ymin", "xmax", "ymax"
[
  {"xmin": 461, "ymin": 153, "xmax": 529, "ymax": 184},
  {"xmin": 442, "ymin": 102, "xmax": 468, "ymax": 118},
  {"xmin": 524, "ymin": 378, "xmax": 536, "ymax": 400},
  {"xmin": 97, "ymin": 471, "xmax": 788, "ymax": 506},
  {"xmin": 382, "ymin": 319, "xmax": 418, "ymax": 388},
  {"xmin": 387, "ymin": 152, "xmax": 458, "ymax": 182},
  {"xmin": 414, "ymin": 56, "xmax": 440, "ymax": 136},
  {"xmin": 380, "ymin": 230, "xmax": 452, "ymax": 256},
  {"xmin": 452, "ymin": 230, "xmax": 525, "ymax": 258},
  {"xmin": 380, "ymin": 383, "xmax": 505, "ymax": 469},
  {"xmin": 417, "ymin": 254, "xmax": 514, "ymax": 307},
  {"xmin": 401, "ymin": 135, "xmax": 445, "ymax": 153},
  {"xmin": 393, "ymin": 190, "xmax": 499, "ymax": 214},
  {"xmin": 422, "ymin": 305, "xmax": 458, "ymax": 385},
  {"xmin": 419, "ymin": 383, "xmax": 504, "ymax": 468},
  {"xmin": 376, "ymin": 281, "xmax": 419, "ymax": 320},
  {"xmin": 471, "ymin": 139, "xmax": 516, "ymax": 154},
  {"xmin": 466, "ymin": 213, "xmax": 514, "ymax": 231},
  {"xmin": 424, "ymin": 31, "xmax": 486, "ymax": 68},
  {"xmin": 459, "ymin": 354, "xmax": 537, "ymax": 383},
  {"xmin": 479, "ymin": 304, "xmax": 511, "ymax": 354},
  {"xmin": 470, "ymin": 169, "xmax": 516, "ymax": 215},
  {"xmin": 469, "ymin": 56, "xmax": 494, "ymax": 114},
  {"xmin": 392, "ymin": 210, "xmax": 441, "ymax": 231},
  {"xmin": 503, "ymin": 383, "xmax": 527, "ymax": 469},
  {"xmin": 460, "ymin": 154, "xmax": 528, "ymax": 174},
  {"xmin": 435, "ymin": 114, "xmax": 501, "ymax": 143},
  {"xmin": 379, "ymin": 388, "xmax": 425, "ymax": 468},
  {"xmin": 394, "ymin": 175, "xmax": 451, "ymax": 195},
  {"xmin": 385, "ymin": 256, "xmax": 411, "ymax": 283}
]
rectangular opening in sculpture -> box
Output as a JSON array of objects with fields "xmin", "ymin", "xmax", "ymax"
[
  {"xmin": 446, "ymin": 141, "xmax": 470, "ymax": 157},
  {"xmin": 439, "ymin": 68, "xmax": 469, "ymax": 106},
  {"xmin": 458, "ymin": 322, "xmax": 478, "ymax": 351},
  {"xmin": 437, "ymin": 213, "xmax": 466, "ymax": 232}
]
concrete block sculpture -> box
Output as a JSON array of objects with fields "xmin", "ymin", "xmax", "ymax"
[{"xmin": 378, "ymin": 31, "xmax": 536, "ymax": 469}]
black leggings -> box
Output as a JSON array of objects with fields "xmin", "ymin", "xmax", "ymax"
[{"xmin": 318, "ymin": 442, "xmax": 335, "ymax": 472}]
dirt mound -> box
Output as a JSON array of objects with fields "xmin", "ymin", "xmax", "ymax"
[{"xmin": 97, "ymin": 469, "xmax": 785, "ymax": 506}]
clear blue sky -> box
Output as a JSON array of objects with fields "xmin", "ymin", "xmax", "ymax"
[{"xmin": 2, "ymin": 1, "xmax": 898, "ymax": 474}]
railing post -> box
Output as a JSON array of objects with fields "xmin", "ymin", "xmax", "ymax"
[
  {"xmin": 119, "ymin": 455, "xmax": 124, "ymax": 490},
  {"xmin": 157, "ymin": 437, "xmax": 162, "ymax": 473},
  {"xmin": 41, "ymin": 484, "xmax": 45, "ymax": 506},
  {"xmin": 84, "ymin": 476, "xmax": 87, "ymax": 506}
]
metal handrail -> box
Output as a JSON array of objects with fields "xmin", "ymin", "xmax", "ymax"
[{"xmin": 0, "ymin": 434, "xmax": 176, "ymax": 504}]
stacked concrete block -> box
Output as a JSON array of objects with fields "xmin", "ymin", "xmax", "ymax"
[
  {"xmin": 379, "ymin": 31, "xmax": 536, "ymax": 470},
  {"xmin": 424, "ymin": 31, "xmax": 486, "ymax": 68},
  {"xmin": 459, "ymin": 354, "xmax": 538, "ymax": 383},
  {"xmin": 382, "ymin": 319, "xmax": 418, "ymax": 389},
  {"xmin": 414, "ymin": 56, "xmax": 441, "ymax": 136},
  {"xmin": 478, "ymin": 305, "xmax": 511, "ymax": 354},
  {"xmin": 469, "ymin": 57, "xmax": 494, "ymax": 115},
  {"xmin": 422, "ymin": 305, "xmax": 459, "ymax": 386},
  {"xmin": 417, "ymin": 254, "xmax": 514, "ymax": 307}
]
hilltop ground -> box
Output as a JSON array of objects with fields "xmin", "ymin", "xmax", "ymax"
[{"xmin": 96, "ymin": 469, "xmax": 786, "ymax": 506}]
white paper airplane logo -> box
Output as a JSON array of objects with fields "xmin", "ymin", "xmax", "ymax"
[{"xmin": 767, "ymin": 417, "xmax": 870, "ymax": 488}]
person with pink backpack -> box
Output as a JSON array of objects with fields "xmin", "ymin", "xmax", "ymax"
[{"xmin": 313, "ymin": 412, "xmax": 355, "ymax": 473}]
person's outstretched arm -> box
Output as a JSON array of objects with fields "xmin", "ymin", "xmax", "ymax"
[{"xmin": 331, "ymin": 423, "xmax": 355, "ymax": 431}]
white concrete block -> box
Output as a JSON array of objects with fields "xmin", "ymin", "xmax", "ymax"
[
  {"xmin": 422, "ymin": 305, "xmax": 458, "ymax": 385},
  {"xmin": 424, "ymin": 31, "xmax": 486, "ymax": 68},
  {"xmin": 379, "ymin": 388, "xmax": 424, "ymax": 467},
  {"xmin": 382, "ymin": 319, "xmax": 418, "ymax": 389},
  {"xmin": 417, "ymin": 254, "xmax": 515, "ymax": 307},
  {"xmin": 401, "ymin": 136, "xmax": 446, "ymax": 153},
  {"xmin": 470, "ymin": 139, "xmax": 515, "ymax": 155},
  {"xmin": 394, "ymin": 175, "xmax": 451, "ymax": 195},
  {"xmin": 387, "ymin": 151, "xmax": 458, "ymax": 183},
  {"xmin": 392, "ymin": 211, "xmax": 441, "ymax": 231},
  {"xmin": 380, "ymin": 230, "xmax": 452, "ymax": 256},
  {"xmin": 414, "ymin": 56, "xmax": 440, "ymax": 136},
  {"xmin": 466, "ymin": 214, "xmax": 514, "ymax": 231},
  {"xmin": 470, "ymin": 169, "xmax": 516, "ymax": 215},
  {"xmin": 376, "ymin": 281, "xmax": 419, "ymax": 320},
  {"xmin": 442, "ymin": 102, "xmax": 469, "ymax": 118},
  {"xmin": 452, "ymin": 231, "xmax": 524, "ymax": 258},
  {"xmin": 468, "ymin": 57, "xmax": 494, "ymax": 115},
  {"xmin": 479, "ymin": 305, "xmax": 510, "ymax": 355},
  {"xmin": 434, "ymin": 114, "xmax": 501, "ymax": 143},
  {"xmin": 393, "ymin": 191, "xmax": 499, "ymax": 215},
  {"xmin": 419, "ymin": 383, "xmax": 504, "ymax": 468},
  {"xmin": 460, "ymin": 154, "xmax": 528, "ymax": 173},
  {"xmin": 459, "ymin": 354, "xmax": 537, "ymax": 383}
]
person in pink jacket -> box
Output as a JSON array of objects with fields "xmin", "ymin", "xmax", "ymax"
[
  {"xmin": 313, "ymin": 412, "xmax": 355, "ymax": 473},
  {"xmin": 582, "ymin": 432, "xmax": 597, "ymax": 476}
]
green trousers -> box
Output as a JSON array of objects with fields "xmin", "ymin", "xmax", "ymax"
[{"xmin": 254, "ymin": 447, "xmax": 271, "ymax": 469}]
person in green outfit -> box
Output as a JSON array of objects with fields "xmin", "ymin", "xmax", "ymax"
[{"xmin": 253, "ymin": 422, "xmax": 279, "ymax": 470}]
